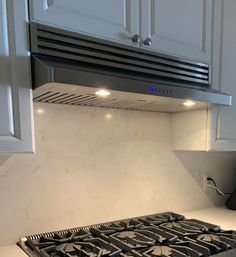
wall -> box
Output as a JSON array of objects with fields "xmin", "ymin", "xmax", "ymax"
[{"xmin": 0, "ymin": 102, "xmax": 236, "ymax": 246}]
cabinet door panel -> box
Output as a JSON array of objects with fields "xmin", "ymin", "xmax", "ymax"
[
  {"xmin": 0, "ymin": 0, "xmax": 34, "ymax": 154},
  {"xmin": 217, "ymin": 0, "xmax": 236, "ymax": 139},
  {"xmin": 140, "ymin": 0, "xmax": 212, "ymax": 62},
  {"xmin": 0, "ymin": 87, "xmax": 14, "ymax": 137},
  {"xmin": 210, "ymin": 0, "xmax": 236, "ymax": 150},
  {"xmin": 30, "ymin": 0, "xmax": 139, "ymax": 46}
]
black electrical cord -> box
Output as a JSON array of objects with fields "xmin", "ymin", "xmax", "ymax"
[{"xmin": 207, "ymin": 177, "xmax": 232, "ymax": 196}]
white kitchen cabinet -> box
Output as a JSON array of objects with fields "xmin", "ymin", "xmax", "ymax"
[
  {"xmin": 172, "ymin": 0, "xmax": 236, "ymax": 151},
  {"xmin": 29, "ymin": 0, "xmax": 212, "ymax": 63},
  {"xmin": 0, "ymin": 0, "xmax": 34, "ymax": 154},
  {"xmin": 29, "ymin": 0, "xmax": 139, "ymax": 47},
  {"xmin": 140, "ymin": 0, "xmax": 212, "ymax": 62}
]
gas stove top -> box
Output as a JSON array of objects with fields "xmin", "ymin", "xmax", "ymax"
[{"xmin": 18, "ymin": 212, "xmax": 236, "ymax": 257}]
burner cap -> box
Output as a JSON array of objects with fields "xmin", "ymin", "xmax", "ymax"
[
  {"xmin": 198, "ymin": 234, "xmax": 220, "ymax": 242},
  {"xmin": 55, "ymin": 243, "xmax": 77, "ymax": 252},
  {"xmin": 145, "ymin": 246, "xmax": 172, "ymax": 257},
  {"xmin": 117, "ymin": 231, "xmax": 137, "ymax": 239},
  {"xmin": 161, "ymin": 222, "xmax": 181, "ymax": 229}
]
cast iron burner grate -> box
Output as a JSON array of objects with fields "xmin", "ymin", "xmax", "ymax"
[{"xmin": 18, "ymin": 212, "xmax": 236, "ymax": 257}]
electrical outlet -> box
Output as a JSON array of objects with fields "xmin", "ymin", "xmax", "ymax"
[
  {"xmin": 203, "ymin": 175, "xmax": 209, "ymax": 191},
  {"xmin": 202, "ymin": 175, "xmax": 228, "ymax": 196}
]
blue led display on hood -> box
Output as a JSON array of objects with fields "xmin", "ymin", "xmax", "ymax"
[{"xmin": 149, "ymin": 87, "xmax": 158, "ymax": 93}]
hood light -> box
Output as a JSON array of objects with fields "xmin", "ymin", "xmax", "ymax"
[
  {"xmin": 36, "ymin": 108, "xmax": 45, "ymax": 114},
  {"xmin": 182, "ymin": 100, "xmax": 196, "ymax": 107},
  {"xmin": 95, "ymin": 89, "xmax": 111, "ymax": 97},
  {"xmin": 105, "ymin": 113, "xmax": 112, "ymax": 119}
]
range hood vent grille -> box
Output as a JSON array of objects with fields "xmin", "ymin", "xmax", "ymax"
[{"xmin": 30, "ymin": 23, "xmax": 210, "ymax": 87}]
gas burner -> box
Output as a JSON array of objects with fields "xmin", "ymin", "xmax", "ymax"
[
  {"xmin": 196, "ymin": 232, "xmax": 236, "ymax": 250},
  {"xmin": 26, "ymin": 230, "xmax": 91, "ymax": 250},
  {"xmin": 25, "ymin": 230, "xmax": 121, "ymax": 257},
  {"xmin": 142, "ymin": 241, "xmax": 209, "ymax": 257},
  {"xmin": 159, "ymin": 219, "xmax": 222, "ymax": 239},
  {"xmin": 198, "ymin": 234, "xmax": 222, "ymax": 243},
  {"xmin": 110, "ymin": 231, "xmax": 154, "ymax": 251},
  {"xmin": 162, "ymin": 222, "xmax": 182, "ymax": 229},
  {"xmin": 159, "ymin": 213, "xmax": 185, "ymax": 222},
  {"xmin": 55, "ymin": 242, "xmax": 101, "ymax": 257},
  {"xmin": 90, "ymin": 220, "xmax": 143, "ymax": 241},
  {"xmin": 117, "ymin": 232, "xmax": 139, "ymax": 240},
  {"xmin": 160, "ymin": 221, "xmax": 204, "ymax": 238},
  {"xmin": 134, "ymin": 226, "xmax": 178, "ymax": 244},
  {"xmin": 139, "ymin": 213, "xmax": 184, "ymax": 226},
  {"xmin": 83, "ymin": 238, "xmax": 122, "ymax": 256},
  {"xmin": 143, "ymin": 245, "xmax": 174, "ymax": 257},
  {"xmin": 29, "ymin": 238, "xmax": 121, "ymax": 257},
  {"xmin": 119, "ymin": 220, "xmax": 144, "ymax": 230},
  {"xmin": 55, "ymin": 242, "xmax": 77, "ymax": 252}
]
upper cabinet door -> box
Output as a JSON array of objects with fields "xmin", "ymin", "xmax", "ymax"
[
  {"xmin": 209, "ymin": 0, "xmax": 236, "ymax": 151},
  {"xmin": 140, "ymin": 0, "xmax": 212, "ymax": 62},
  {"xmin": 171, "ymin": 0, "xmax": 236, "ymax": 152},
  {"xmin": 29, "ymin": 0, "xmax": 139, "ymax": 46},
  {"xmin": 0, "ymin": 0, "xmax": 34, "ymax": 154}
]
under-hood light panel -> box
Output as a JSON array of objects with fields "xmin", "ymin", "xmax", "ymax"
[
  {"xmin": 33, "ymin": 83, "xmax": 210, "ymax": 113},
  {"xmin": 182, "ymin": 100, "xmax": 196, "ymax": 107},
  {"xmin": 95, "ymin": 89, "xmax": 111, "ymax": 97}
]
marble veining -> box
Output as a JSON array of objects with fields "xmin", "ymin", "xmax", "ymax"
[{"xmin": 0, "ymin": 102, "xmax": 236, "ymax": 246}]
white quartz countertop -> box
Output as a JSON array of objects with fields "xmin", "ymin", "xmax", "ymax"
[
  {"xmin": 0, "ymin": 244, "xmax": 28, "ymax": 257},
  {"xmin": 1, "ymin": 206, "xmax": 236, "ymax": 257},
  {"xmin": 183, "ymin": 206, "xmax": 236, "ymax": 230}
]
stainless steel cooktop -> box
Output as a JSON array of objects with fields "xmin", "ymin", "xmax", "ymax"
[{"xmin": 18, "ymin": 212, "xmax": 236, "ymax": 257}]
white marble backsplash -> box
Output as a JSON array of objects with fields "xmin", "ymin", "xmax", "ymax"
[{"xmin": 0, "ymin": 102, "xmax": 236, "ymax": 246}]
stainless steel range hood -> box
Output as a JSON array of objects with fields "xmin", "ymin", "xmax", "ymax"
[{"xmin": 30, "ymin": 23, "xmax": 232, "ymax": 113}]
